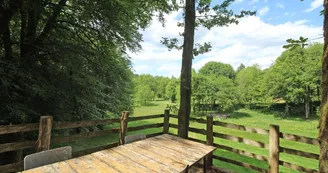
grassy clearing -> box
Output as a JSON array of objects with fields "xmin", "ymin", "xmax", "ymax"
[{"xmin": 54, "ymin": 100, "xmax": 319, "ymax": 173}]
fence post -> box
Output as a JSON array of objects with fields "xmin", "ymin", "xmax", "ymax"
[
  {"xmin": 163, "ymin": 109, "xmax": 170, "ymax": 134},
  {"xmin": 206, "ymin": 115, "xmax": 214, "ymax": 167},
  {"xmin": 269, "ymin": 124, "xmax": 279, "ymax": 173},
  {"xmin": 119, "ymin": 111, "xmax": 129, "ymax": 145},
  {"xmin": 36, "ymin": 116, "xmax": 53, "ymax": 152}
]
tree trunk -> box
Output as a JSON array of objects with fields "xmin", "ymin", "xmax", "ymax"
[
  {"xmin": 178, "ymin": 0, "xmax": 195, "ymax": 138},
  {"xmin": 319, "ymin": 1, "xmax": 328, "ymax": 172},
  {"xmin": 305, "ymin": 86, "xmax": 310, "ymax": 119},
  {"xmin": 306, "ymin": 98, "xmax": 310, "ymax": 119}
]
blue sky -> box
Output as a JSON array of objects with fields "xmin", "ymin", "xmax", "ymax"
[{"xmin": 129, "ymin": 0, "xmax": 323, "ymax": 77}]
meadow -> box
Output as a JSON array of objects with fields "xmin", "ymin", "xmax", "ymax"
[{"xmin": 55, "ymin": 100, "xmax": 319, "ymax": 173}]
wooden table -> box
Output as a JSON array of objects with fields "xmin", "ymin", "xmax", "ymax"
[{"xmin": 23, "ymin": 134, "xmax": 216, "ymax": 173}]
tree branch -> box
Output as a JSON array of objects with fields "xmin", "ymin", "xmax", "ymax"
[{"xmin": 35, "ymin": 0, "xmax": 67, "ymax": 46}]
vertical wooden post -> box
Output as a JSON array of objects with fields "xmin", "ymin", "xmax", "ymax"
[
  {"xmin": 206, "ymin": 115, "xmax": 213, "ymax": 167},
  {"xmin": 36, "ymin": 116, "xmax": 53, "ymax": 152},
  {"xmin": 119, "ymin": 111, "xmax": 129, "ymax": 145},
  {"xmin": 163, "ymin": 109, "xmax": 170, "ymax": 134},
  {"xmin": 269, "ymin": 125, "xmax": 279, "ymax": 173}
]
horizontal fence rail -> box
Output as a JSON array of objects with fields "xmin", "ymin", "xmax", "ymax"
[
  {"xmin": 0, "ymin": 111, "xmax": 167, "ymax": 173},
  {"xmin": 169, "ymin": 114, "xmax": 319, "ymax": 173},
  {"xmin": 0, "ymin": 110, "xmax": 319, "ymax": 173}
]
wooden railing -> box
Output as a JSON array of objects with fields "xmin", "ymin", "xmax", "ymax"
[
  {"xmin": 168, "ymin": 114, "xmax": 319, "ymax": 173},
  {"xmin": 0, "ymin": 109, "xmax": 319, "ymax": 173},
  {"xmin": 0, "ymin": 111, "xmax": 166, "ymax": 173}
]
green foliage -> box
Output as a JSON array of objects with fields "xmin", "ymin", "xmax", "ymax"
[
  {"xmin": 0, "ymin": 0, "xmax": 176, "ymax": 123},
  {"xmin": 264, "ymin": 43, "xmax": 322, "ymax": 104},
  {"xmin": 192, "ymin": 67, "xmax": 238, "ymax": 112},
  {"xmin": 165, "ymin": 78, "xmax": 179, "ymax": 103},
  {"xmin": 236, "ymin": 65, "xmax": 267, "ymax": 105},
  {"xmin": 236, "ymin": 63, "xmax": 246, "ymax": 74},
  {"xmin": 199, "ymin": 61, "xmax": 236, "ymax": 79},
  {"xmin": 161, "ymin": 0, "xmax": 256, "ymax": 56},
  {"xmin": 133, "ymin": 74, "xmax": 171, "ymax": 105}
]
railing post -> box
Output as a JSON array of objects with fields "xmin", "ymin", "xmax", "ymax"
[
  {"xmin": 36, "ymin": 116, "xmax": 53, "ymax": 152},
  {"xmin": 119, "ymin": 111, "xmax": 129, "ymax": 145},
  {"xmin": 206, "ymin": 115, "xmax": 214, "ymax": 167},
  {"xmin": 269, "ymin": 124, "xmax": 279, "ymax": 173},
  {"xmin": 163, "ymin": 109, "xmax": 170, "ymax": 134}
]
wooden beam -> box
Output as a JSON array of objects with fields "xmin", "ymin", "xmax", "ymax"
[
  {"xmin": 129, "ymin": 114, "xmax": 163, "ymax": 122},
  {"xmin": 213, "ymin": 121, "xmax": 269, "ymax": 135},
  {"xmin": 0, "ymin": 123, "xmax": 39, "ymax": 135},
  {"xmin": 279, "ymin": 132, "xmax": 319, "ymax": 146},
  {"xmin": 269, "ymin": 125, "xmax": 279, "ymax": 173},
  {"xmin": 119, "ymin": 111, "xmax": 129, "ymax": 145},
  {"xmin": 279, "ymin": 146, "xmax": 319, "ymax": 160},
  {"xmin": 163, "ymin": 109, "xmax": 170, "ymax": 134},
  {"xmin": 279, "ymin": 160, "xmax": 318, "ymax": 173},
  {"xmin": 53, "ymin": 118, "xmax": 120, "ymax": 130},
  {"xmin": 36, "ymin": 116, "xmax": 53, "ymax": 152},
  {"xmin": 213, "ymin": 132, "xmax": 268, "ymax": 149},
  {"xmin": 0, "ymin": 141, "xmax": 35, "ymax": 153},
  {"xmin": 0, "ymin": 161, "xmax": 23, "ymax": 173},
  {"xmin": 206, "ymin": 115, "xmax": 214, "ymax": 167},
  {"xmin": 213, "ymin": 155, "xmax": 268, "ymax": 173},
  {"xmin": 127, "ymin": 123, "xmax": 163, "ymax": 132}
]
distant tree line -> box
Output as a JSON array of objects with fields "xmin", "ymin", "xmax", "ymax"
[{"xmin": 134, "ymin": 43, "xmax": 322, "ymax": 118}]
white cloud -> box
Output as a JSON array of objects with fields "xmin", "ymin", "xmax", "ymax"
[
  {"xmin": 249, "ymin": 0, "xmax": 259, "ymax": 5},
  {"xmin": 305, "ymin": 0, "xmax": 322, "ymax": 12},
  {"xmin": 157, "ymin": 63, "xmax": 181, "ymax": 77},
  {"xmin": 130, "ymin": 9, "xmax": 322, "ymax": 77},
  {"xmin": 194, "ymin": 16, "xmax": 322, "ymax": 70},
  {"xmin": 258, "ymin": 6, "xmax": 269, "ymax": 16},
  {"xmin": 276, "ymin": 3, "xmax": 284, "ymax": 9},
  {"xmin": 233, "ymin": 0, "xmax": 244, "ymax": 4}
]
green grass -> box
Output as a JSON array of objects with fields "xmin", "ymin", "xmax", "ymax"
[{"xmin": 54, "ymin": 100, "xmax": 319, "ymax": 173}]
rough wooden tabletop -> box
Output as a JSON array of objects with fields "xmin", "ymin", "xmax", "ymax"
[{"xmin": 23, "ymin": 134, "xmax": 216, "ymax": 173}]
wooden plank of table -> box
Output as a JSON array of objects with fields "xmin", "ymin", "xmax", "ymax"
[
  {"xmin": 146, "ymin": 135, "xmax": 215, "ymax": 159},
  {"xmin": 65, "ymin": 157, "xmax": 99, "ymax": 173},
  {"xmin": 24, "ymin": 134, "xmax": 215, "ymax": 173},
  {"xmin": 25, "ymin": 164, "xmax": 58, "ymax": 173},
  {"xmin": 51, "ymin": 161, "xmax": 76, "ymax": 173},
  {"xmin": 91, "ymin": 150, "xmax": 148, "ymax": 173},
  {"xmin": 160, "ymin": 134, "xmax": 216, "ymax": 152},
  {"xmin": 132, "ymin": 140, "xmax": 195, "ymax": 164},
  {"xmin": 76, "ymin": 155, "xmax": 118, "ymax": 173},
  {"xmin": 112, "ymin": 145, "xmax": 176, "ymax": 173},
  {"xmin": 121, "ymin": 142, "xmax": 185, "ymax": 172}
]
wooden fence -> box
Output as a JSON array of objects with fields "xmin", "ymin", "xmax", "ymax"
[
  {"xmin": 0, "ymin": 111, "xmax": 167, "ymax": 173},
  {"xmin": 0, "ymin": 109, "xmax": 319, "ymax": 173},
  {"xmin": 168, "ymin": 114, "xmax": 319, "ymax": 173}
]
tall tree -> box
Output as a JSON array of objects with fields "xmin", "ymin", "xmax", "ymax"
[
  {"xmin": 319, "ymin": 1, "xmax": 328, "ymax": 171},
  {"xmin": 236, "ymin": 63, "xmax": 246, "ymax": 73},
  {"xmin": 199, "ymin": 61, "xmax": 236, "ymax": 79},
  {"xmin": 162, "ymin": 0, "xmax": 255, "ymax": 138}
]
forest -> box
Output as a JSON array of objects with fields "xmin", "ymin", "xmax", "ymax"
[
  {"xmin": 1, "ymin": 0, "xmax": 328, "ymax": 172},
  {"xmin": 134, "ymin": 43, "xmax": 323, "ymax": 119}
]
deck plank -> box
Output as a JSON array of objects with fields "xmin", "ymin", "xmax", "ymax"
[
  {"xmin": 132, "ymin": 140, "xmax": 199, "ymax": 164},
  {"xmin": 51, "ymin": 162, "xmax": 76, "ymax": 173},
  {"xmin": 122, "ymin": 142, "xmax": 185, "ymax": 172},
  {"xmin": 22, "ymin": 134, "xmax": 216, "ymax": 173},
  {"xmin": 65, "ymin": 157, "xmax": 99, "ymax": 173},
  {"xmin": 79, "ymin": 155, "xmax": 119, "ymax": 173},
  {"xmin": 112, "ymin": 145, "xmax": 174, "ymax": 173}
]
